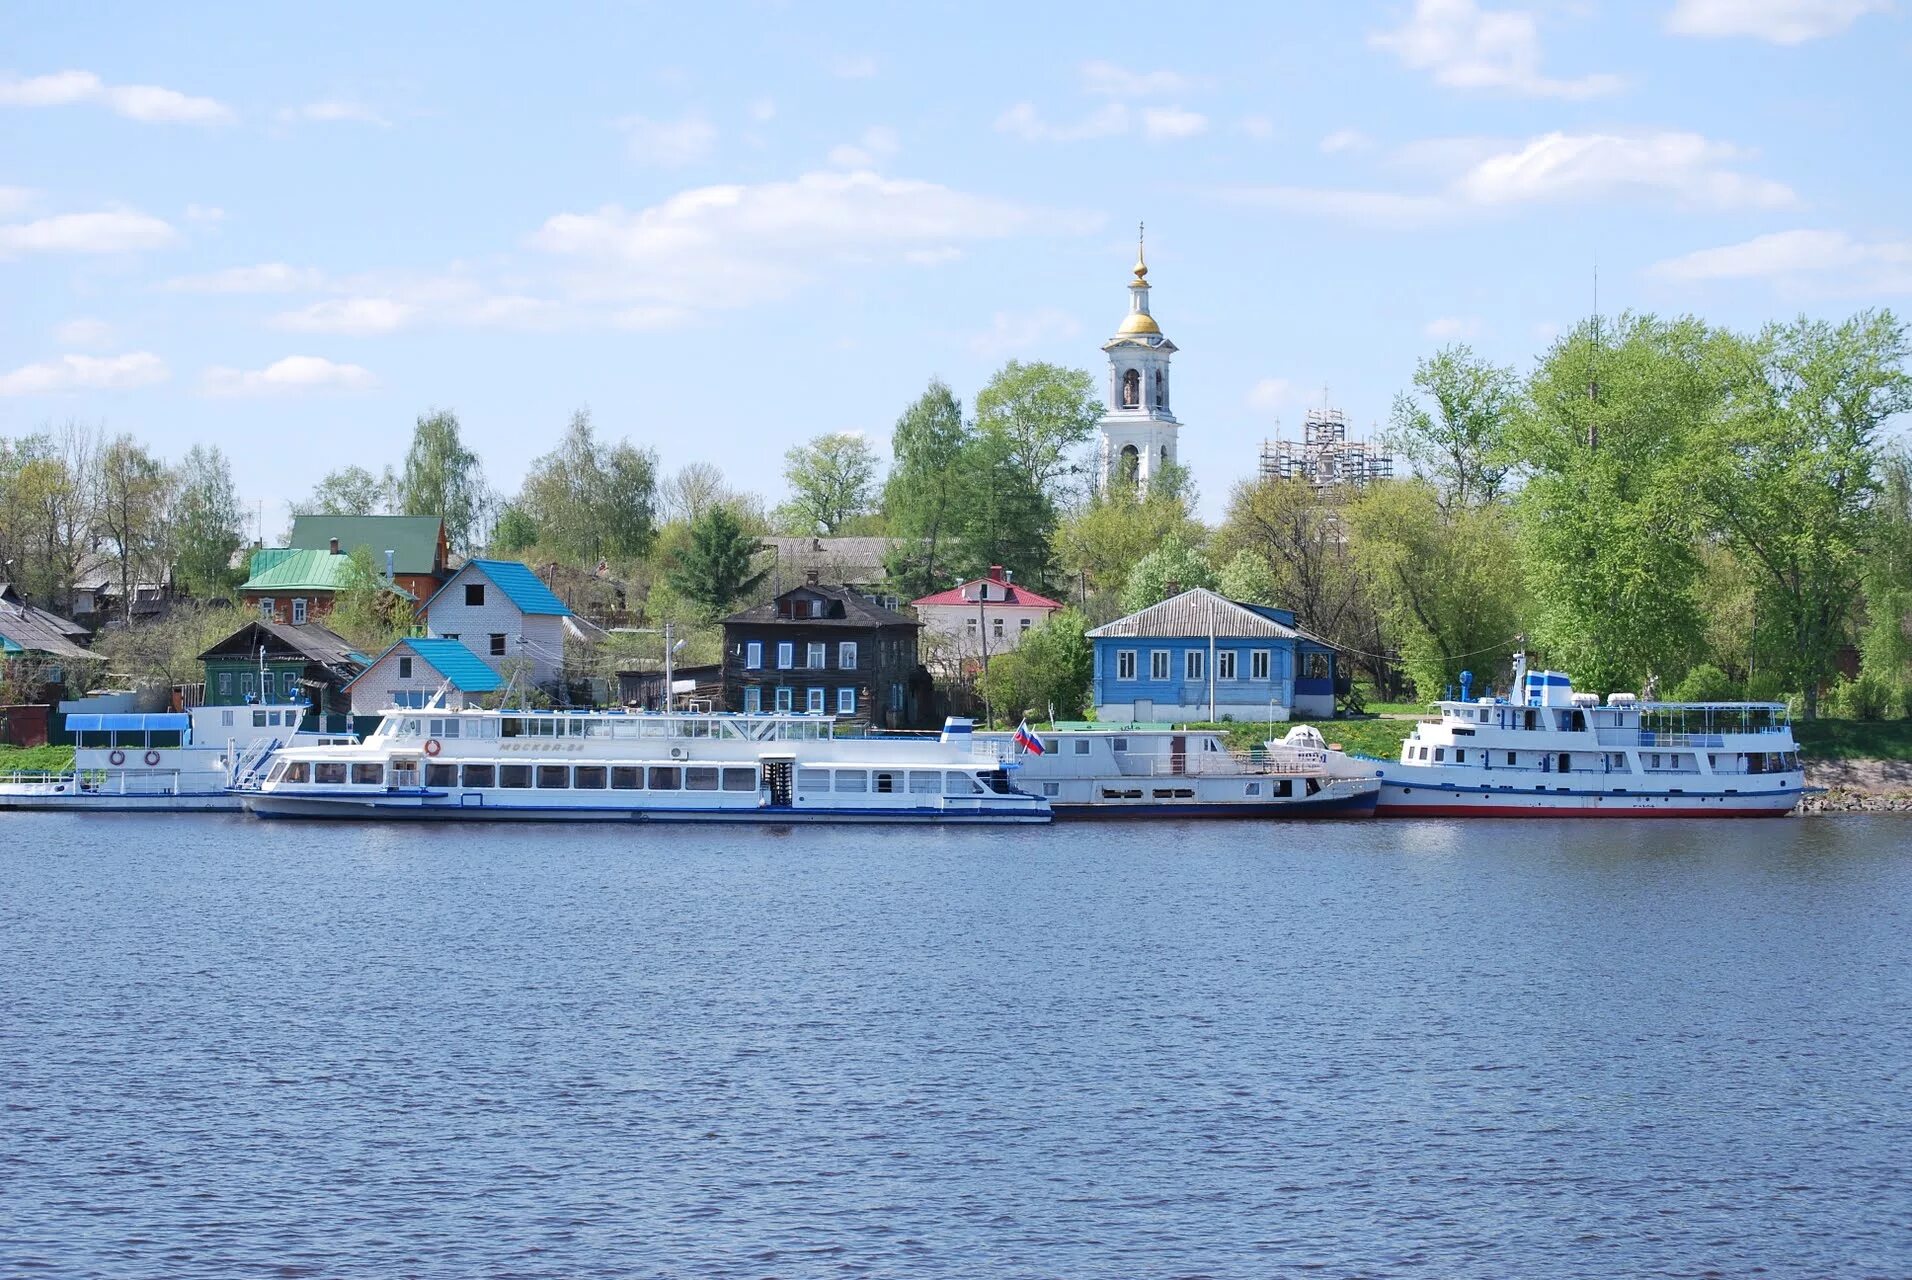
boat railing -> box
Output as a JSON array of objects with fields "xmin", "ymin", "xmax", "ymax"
[
  {"xmin": 1594, "ymin": 729, "xmax": 1728, "ymax": 748},
  {"xmin": 4, "ymin": 768, "xmax": 186, "ymax": 796}
]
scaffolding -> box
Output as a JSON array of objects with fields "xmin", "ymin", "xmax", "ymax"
[{"xmin": 1258, "ymin": 407, "xmax": 1393, "ymax": 489}]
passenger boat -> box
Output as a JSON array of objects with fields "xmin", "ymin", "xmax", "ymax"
[
  {"xmin": 973, "ymin": 723, "xmax": 1380, "ymax": 818},
  {"xmin": 1373, "ymin": 655, "xmax": 1807, "ymax": 817},
  {"xmin": 0, "ymin": 701, "xmax": 346, "ymax": 812},
  {"xmin": 239, "ymin": 705, "xmax": 1050, "ymax": 824}
]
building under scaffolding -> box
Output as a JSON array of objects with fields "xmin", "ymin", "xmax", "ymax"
[{"xmin": 1258, "ymin": 407, "xmax": 1393, "ymax": 489}]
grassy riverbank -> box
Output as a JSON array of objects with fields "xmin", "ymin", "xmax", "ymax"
[{"xmin": 0, "ymin": 745, "xmax": 77, "ymax": 773}]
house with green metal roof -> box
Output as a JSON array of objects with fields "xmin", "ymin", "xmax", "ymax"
[
  {"xmin": 238, "ymin": 548, "xmax": 414, "ymax": 627},
  {"xmin": 420, "ymin": 558, "xmax": 595, "ymax": 694},
  {"xmin": 344, "ymin": 637, "xmax": 504, "ymax": 714},
  {"xmin": 288, "ymin": 515, "xmax": 449, "ymax": 600}
]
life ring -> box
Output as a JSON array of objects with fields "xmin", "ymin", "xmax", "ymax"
[
  {"xmin": 423, "ymin": 738, "xmax": 442, "ymax": 757},
  {"xmin": 144, "ymin": 750, "xmax": 162, "ymax": 767},
  {"xmin": 109, "ymin": 749, "xmax": 126, "ymax": 766}
]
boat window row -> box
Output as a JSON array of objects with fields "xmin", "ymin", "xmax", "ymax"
[
  {"xmin": 75, "ymin": 729, "xmax": 185, "ymax": 748},
  {"xmin": 795, "ymin": 768, "xmax": 983, "ymax": 796},
  {"xmin": 281, "ymin": 759, "xmax": 762, "ymax": 791}
]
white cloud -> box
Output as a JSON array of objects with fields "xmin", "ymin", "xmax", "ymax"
[
  {"xmin": 621, "ymin": 113, "xmax": 717, "ymax": 166},
  {"xmin": 1247, "ymin": 377, "xmax": 1296, "ymax": 412},
  {"xmin": 162, "ymin": 262, "xmax": 327, "ymax": 293},
  {"xmin": 0, "ymin": 209, "xmax": 178, "ymax": 254},
  {"xmin": 530, "ymin": 169, "xmax": 1096, "ymax": 316},
  {"xmin": 1371, "ymin": 0, "xmax": 1623, "ymax": 98},
  {"xmin": 1320, "ymin": 128, "xmax": 1376, "ymax": 154},
  {"xmin": 53, "ymin": 317, "xmax": 113, "ymax": 347},
  {"xmin": 1079, "ymin": 60, "xmax": 1194, "ymax": 97},
  {"xmin": 830, "ymin": 55, "xmax": 878, "ymax": 79},
  {"xmin": 1647, "ymin": 228, "xmax": 1912, "ymax": 292},
  {"xmin": 1665, "ymin": 0, "xmax": 1890, "ymax": 43},
  {"xmin": 271, "ymin": 297, "xmax": 416, "ymax": 335},
  {"xmin": 0, "ymin": 69, "xmax": 232, "ymax": 122},
  {"xmin": 201, "ymin": 356, "xmax": 376, "ymax": 397},
  {"xmin": 969, "ymin": 307, "xmax": 1082, "ymax": 358},
  {"xmin": 827, "ymin": 125, "xmax": 901, "ymax": 169},
  {"xmin": 1424, "ymin": 315, "xmax": 1482, "ymax": 338},
  {"xmin": 280, "ymin": 100, "xmax": 389, "ymax": 126},
  {"xmin": 0, "ymin": 185, "xmax": 35, "ymax": 215},
  {"xmin": 0, "ymin": 351, "xmax": 169, "ymax": 396},
  {"xmin": 996, "ymin": 101, "xmax": 1130, "ymax": 142},
  {"xmin": 1218, "ymin": 129, "xmax": 1794, "ymax": 228},
  {"xmin": 1141, "ymin": 107, "xmax": 1208, "ymax": 140}
]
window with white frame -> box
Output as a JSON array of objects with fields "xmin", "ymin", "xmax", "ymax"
[
  {"xmin": 965, "ymin": 618, "xmax": 978, "ymax": 637},
  {"xmin": 258, "ymin": 597, "xmax": 274, "ymax": 619},
  {"xmin": 1150, "ymin": 650, "xmax": 1170, "ymax": 680},
  {"xmin": 1116, "ymin": 650, "xmax": 1136, "ymax": 680},
  {"xmin": 838, "ymin": 642, "xmax": 857, "ymax": 669},
  {"xmin": 291, "ymin": 598, "xmax": 307, "ymax": 624},
  {"xmin": 806, "ymin": 687, "xmax": 825, "ymax": 713},
  {"xmin": 745, "ymin": 642, "xmax": 762, "ymax": 670},
  {"xmin": 777, "ymin": 642, "xmax": 794, "ymax": 669},
  {"xmin": 1020, "ymin": 617, "xmax": 1032, "ymax": 632},
  {"xmin": 1251, "ymin": 650, "xmax": 1271, "ymax": 681},
  {"xmin": 837, "ymin": 687, "xmax": 856, "ymax": 714},
  {"xmin": 1216, "ymin": 650, "xmax": 1236, "ymax": 680},
  {"xmin": 743, "ymin": 686, "xmax": 761, "ymax": 713},
  {"xmin": 775, "ymin": 686, "xmax": 793, "ymax": 711},
  {"xmin": 1186, "ymin": 650, "xmax": 1205, "ymax": 680},
  {"xmin": 991, "ymin": 617, "xmax": 1005, "ymax": 639},
  {"xmin": 398, "ymin": 656, "xmax": 413, "ymax": 679},
  {"xmin": 807, "ymin": 642, "xmax": 826, "ymax": 669}
]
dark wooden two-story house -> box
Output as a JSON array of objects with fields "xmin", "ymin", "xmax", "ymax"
[{"xmin": 721, "ymin": 575, "xmax": 932, "ymax": 729}]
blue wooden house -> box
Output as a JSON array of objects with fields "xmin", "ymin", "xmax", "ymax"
[{"xmin": 1087, "ymin": 588, "xmax": 1342, "ymax": 724}]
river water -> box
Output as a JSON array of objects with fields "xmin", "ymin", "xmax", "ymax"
[{"xmin": 2, "ymin": 813, "xmax": 1907, "ymax": 1278}]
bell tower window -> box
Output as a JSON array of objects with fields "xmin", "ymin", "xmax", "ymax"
[
  {"xmin": 1119, "ymin": 444, "xmax": 1140, "ymax": 485},
  {"xmin": 1122, "ymin": 368, "xmax": 1140, "ymax": 407},
  {"xmin": 1154, "ymin": 370, "xmax": 1165, "ymax": 407}
]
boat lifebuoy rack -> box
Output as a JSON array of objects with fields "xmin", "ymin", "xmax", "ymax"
[
  {"xmin": 108, "ymin": 749, "xmax": 126, "ymax": 766},
  {"xmin": 423, "ymin": 739, "xmax": 442, "ymax": 757},
  {"xmin": 144, "ymin": 750, "xmax": 162, "ymax": 767}
]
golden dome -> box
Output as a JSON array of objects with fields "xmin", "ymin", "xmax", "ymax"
[{"xmin": 1116, "ymin": 310, "xmax": 1161, "ymax": 336}]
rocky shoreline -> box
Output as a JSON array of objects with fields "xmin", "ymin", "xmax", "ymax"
[{"xmin": 1800, "ymin": 759, "xmax": 1912, "ymax": 814}]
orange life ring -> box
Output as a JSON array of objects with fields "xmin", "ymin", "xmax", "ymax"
[
  {"xmin": 423, "ymin": 738, "xmax": 442, "ymax": 757},
  {"xmin": 109, "ymin": 749, "xmax": 126, "ymax": 766},
  {"xmin": 144, "ymin": 750, "xmax": 161, "ymax": 767}
]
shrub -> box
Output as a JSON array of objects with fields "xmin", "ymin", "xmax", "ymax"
[
  {"xmin": 1672, "ymin": 663, "xmax": 1738, "ymax": 703},
  {"xmin": 1823, "ymin": 672, "xmax": 1906, "ymax": 721}
]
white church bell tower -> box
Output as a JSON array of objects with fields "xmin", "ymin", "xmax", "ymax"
[{"xmin": 1095, "ymin": 225, "xmax": 1180, "ymax": 493}]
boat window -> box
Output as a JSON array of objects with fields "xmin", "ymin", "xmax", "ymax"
[
  {"xmin": 1246, "ymin": 782, "xmax": 1261, "ymax": 796},
  {"xmin": 253, "ymin": 710, "xmax": 268, "ymax": 728},
  {"xmin": 685, "ymin": 767, "xmax": 720, "ymax": 791},
  {"xmin": 500, "ymin": 764, "xmax": 532, "ymax": 789},
  {"xmin": 834, "ymin": 771, "xmax": 869, "ymax": 793},
  {"xmin": 574, "ymin": 765, "xmax": 608, "ymax": 790},
  {"xmin": 566, "ymin": 719, "xmax": 588, "ymax": 738},
  {"xmin": 400, "ymin": 719, "xmax": 423, "ymax": 738},
  {"xmin": 944, "ymin": 772, "xmax": 981, "ymax": 796},
  {"xmin": 874, "ymin": 772, "xmax": 896, "ymax": 794},
  {"xmin": 149, "ymin": 730, "xmax": 182, "ymax": 748},
  {"xmin": 1506, "ymin": 751, "xmax": 1516, "ymax": 766},
  {"xmin": 462, "ymin": 764, "xmax": 495, "ymax": 788},
  {"xmin": 1043, "ymin": 782, "xmax": 1060, "ymax": 796},
  {"xmin": 502, "ymin": 718, "xmax": 523, "ymax": 738},
  {"xmin": 1113, "ymin": 738, "xmax": 1127, "ymax": 752},
  {"xmin": 1275, "ymin": 779, "xmax": 1292, "ymax": 798},
  {"xmin": 721, "ymin": 768, "xmax": 756, "ymax": 792},
  {"xmin": 1073, "ymin": 739, "xmax": 1090, "ymax": 755},
  {"xmin": 908, "ymin": 771, "xmax": 940, "ymax": 794},
  {"xmin": 442, "ymin": 719, "xmax": 462, "ymax": 739},
  {"xmin": 584, "ymin": 719, "xmax": 610, "ymax": 738},
  {"xmin": 536, "ymin": 765, "xmax": 570, "ymax": 788},
  {"xmin": 315, "ymin": 762, "xmax": 347, "ymax": 784},
  {"xmin": 648, "ymin": 766, "xmax": 681, "ymax": 791},
  {"xmin": 284, "ymin": 761, "xmax": 310, "ymax": 784},
  {"xmin": 1559, "ymin": 753, "xmax": 1572, "ymax": 772},
  {"xmin": 1454, "ymin": 749, "xmax": 1465, "ymax": 763},
  {"xmin": 611, "ymin": 766, "xmax": 643, "ymax": 790},
  {"xmin": 1433, "ymin": 748, "xmax": 1444, "ymax": 762},
  {"xmin": 353, "ymin": 763, "xmax": 384, "ymax": 785},
  {"xmin": 612, "ymin": 721, "xmax": 638, "ymax": 739},
  {"xmin": 427, "ymin": 763, "xmax": 456, "ymax": 788},
  {"xmin": 797, "ymin": 768, "xmax": 829, "ymax": 792}
]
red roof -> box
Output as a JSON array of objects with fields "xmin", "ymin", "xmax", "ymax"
[{"xmin": 912, "ymin": 578, "xmax": 1065, "ymax": 610}]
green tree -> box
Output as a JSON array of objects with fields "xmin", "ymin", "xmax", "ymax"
[
  {"xmin": 973, "ymin": 359, "xmax": 1102, "ymax": 500},
  {"xmin": 517, "ymin": 409, "xmax": 658, "ymax": 564},
  {"xmin": 397, "ymin": 409, "xmax": 488, "ymax": 552},
  {"xmin": 293, "ymin": 465, "xmax": 393, "ymax": 517},
  {"xmin": 978, "ymin": 609, "xmax": 1095, "ymax": 725},
  {"xmin": 1216, "ymin": 549, "xmax": 1279, "ymax": 604},
  {"xmin": 96, "ymin": 433, "xmax": 173, "ymax": 626},
  {"xmin": 1387, "ymin": 344, "xmax": 1519, "ymax": 513},
  {"xmin": 1694, "ymin": 310, "xmax": 1912, "ymax": 718},
  {"xmin": 1514, "ymin": 314, "xmax": 1721, "ymax": 692},
  {"xmin": 659, "ymin": 462, "xmax": 732, "ymax": 525},
  {"xmin": 170, "ymin": 444, "xmax": 245, "ymax": 600},
  {"xmin": 326, "ymin": 545, "xmax": 413, "ymax": 653},
  {"xmin": 1120, "ymin": 534, "xmax": 1215, "ymax": 613},
  {"xmin": 668, "ymin": 504, "xmax": 769, "ymax": 621},
  {"xmin": 883, "ymin": 380, "xmax": 974, "ymax": 599},
  {"xmin": 1858, "ymin": 446, "xmax": 1912, "ymax": 697},
  {"xmin": 1054, "ymin": 461, "xmax": 1204, "ymax": 610},
  {"xmin": 775, "ymin": 431, "xmax": 880, "ymax": 535},
  {"xmin": 1348, "ymin": 479, "xmax": 1524, "ymax": 698},
  {"xmin": 490, "ymin": 504, "xmax": 539, "ymax": 554}
]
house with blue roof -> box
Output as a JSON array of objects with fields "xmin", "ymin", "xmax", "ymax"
[
  {"xmin": 1086, "ymin": 587, "xmax": 1344, "ymax": 724},
  {"xmin": 419, "ymin": 558, "xmax": 593, "ymax": 692},
  {"xmin": 344, "ymin": 637, "xmax": 506, "ymax": 715}
]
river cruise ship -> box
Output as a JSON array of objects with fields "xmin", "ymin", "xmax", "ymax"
[
  {"xmin": 240, "ymin": 706, "xmax": 1050, "ymax": 824},
  {"xmin": 0, "ymin": 701, "xmax": 345, "ymax": 812},
  {"xmin": 1374, "ymin": 659, "xmax": 1806, "ymax": 818},
  {"xmin": 975, "ymin": 723, "xmax": 1379, "ymax": 818}
]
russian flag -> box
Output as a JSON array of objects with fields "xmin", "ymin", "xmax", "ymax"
[{"xmin": 1013, "ymin": 719, "xmax": 1045, "ymax": 755}]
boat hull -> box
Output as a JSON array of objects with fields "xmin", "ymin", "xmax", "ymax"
[
  {"xmin": 0, "ymin": 778, "xmax": 242, "ymax": 812},
  {"xmin": 241, "ymin": 793, "xmax": 1049, "ymax": 824},
  {"xmin": 1376, "ymin": 777, "xmax": 1803, "ymax": 817},
  {"xmin": 1052, "ymin": 783, "xmax": 1378, "ymax": 819}
]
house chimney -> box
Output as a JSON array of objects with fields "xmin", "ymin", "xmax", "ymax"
[
  {"xmin": 328, "ymin": 537, "xmax": 340, "ymax": 555},
  {"xmin": 1166, "ymin": 580, "xmax": 1181, "ymax": 596},
  {"xmin": 805, "ymin": 568, "xmax": 819, "ymax": 587},
  {"xmin": 384, "ymin": 549, "xmax": 396, "ymax": 582},
  {"xmin": 988, "ymin": 565, "xmax": 1005, "ymax": 583}
]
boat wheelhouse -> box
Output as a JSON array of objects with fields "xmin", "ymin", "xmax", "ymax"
[
  {"xmin": 1374, "ymin": 657, "xmax": 1806, "ymax": 818},
  {"xmin": 0, "ymin": 701, "xmax": 346, "ymax": 812},
  {"xmin": 241, "ymin": 706, "xmax": 1050, "ymax": 824},
  {"xmin": 975, "ymin": 723, "xmax": 1379, "ymax": 818}
]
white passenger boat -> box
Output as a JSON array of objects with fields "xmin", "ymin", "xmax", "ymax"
[
  {"xmin": 239, "ymin": 705, "xmax": 1050, "ymax": 824},
  {"xmin": 975, "ymin": 723, "xmax": 1379, "ymax": 818},
  {"xmin": 0, "ymin": 701, "xmax": 347, "ymax": 812},
  {"xmin": 1373, "ymin": 655, "xmax": 1807, "ymax": 818}
]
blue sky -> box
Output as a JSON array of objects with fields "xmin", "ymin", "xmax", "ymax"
[{"xmin": 3, "ymin": 0, "xmax": 1907, "ymax": 530}]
